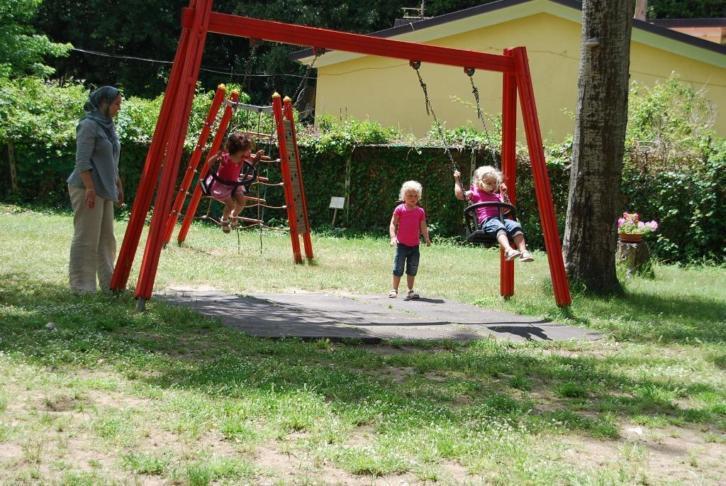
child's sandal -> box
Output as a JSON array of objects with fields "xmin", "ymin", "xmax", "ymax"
[
  {"xmin": 505, "ymin": 248, "xmax": 521, "ymax": 261},
  {"xmin": 388, "ymin": 289, "xmax": 398, "ymax": 298},
  {"xmin": 221, "ymin": 219, "xmax": 231, "ymax": 233},
  {"xmin": 520, "ymin": 251, "xmax": 534, "ymax": 262}
]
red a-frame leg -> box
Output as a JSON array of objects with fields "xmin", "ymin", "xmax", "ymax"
[
  {"xmin": 500, "ymin": 48, "xmax": 517, "ymax": 299},
  {"xmin": 176, "ymin": 91, "xmax": 240, "ymax": 245},
  {"xmin": 162, "ymin": 84, "xmax": 226, "ymax": 246},
  {"xmin": 512, "ymin": 47, "xmax": 572, "ymax": 307}
]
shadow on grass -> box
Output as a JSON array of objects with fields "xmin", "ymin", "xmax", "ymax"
[
  {"xmin": 1, "ymin": 274, "xmax": 723, "ymax": 442},
  {"xmin": 566, "ymin": 289, "xmax": 726, "ymax": 344}
]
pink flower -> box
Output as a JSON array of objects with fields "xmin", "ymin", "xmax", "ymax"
[
  {"xmin": 617, "ymin": 217, "xmax": 625, "ymax": 227},
  {"xmin": 646, "ymin": 221, "xmax": 658, "ymax": 231}
]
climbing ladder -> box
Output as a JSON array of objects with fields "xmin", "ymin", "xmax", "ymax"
[{"xmin": 167, "ymin": 90, "xmax": 313, "ymax": 264}]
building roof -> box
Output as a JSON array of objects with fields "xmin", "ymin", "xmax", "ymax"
[{"xmin": 291, "ymin": 0, "xmax": 726, "ymax": 67}]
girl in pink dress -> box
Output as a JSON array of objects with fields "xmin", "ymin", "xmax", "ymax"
[{"xmin": 206, "ymin": 133, "xmax": 264, "ymax": 232}]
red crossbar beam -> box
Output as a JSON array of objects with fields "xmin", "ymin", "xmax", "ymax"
[{"xmin": 196, "ymin": 10, "xmax": 515, "ymax": 73}]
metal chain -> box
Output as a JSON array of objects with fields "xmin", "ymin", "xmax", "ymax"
[
  {"xmin": 465, "ymin": 68, "xmax": 500, "ymax": 167},
  {"xmin": 410, "ymin": 61, "xmax": 458, "ymax": 173},
  {"xmin": 292, "ymin": 49, "xmax": 321, "ymax": 111}
]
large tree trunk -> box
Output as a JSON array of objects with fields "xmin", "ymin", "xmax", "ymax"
[{"xmin": 564, "ymin": 0, "xmax": 635, "ymax": 293}]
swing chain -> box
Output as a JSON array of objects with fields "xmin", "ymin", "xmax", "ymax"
[
  {"xmin": 410, "ymin": 61, "xmax": 458, "ymax": 173},
  {"xmin": 293, "ymin": 49, "xmax": 321, "ymax": 111},
  {"xmin": 465, "ymin": 68, "xmax": 500, "ymax": 166}
]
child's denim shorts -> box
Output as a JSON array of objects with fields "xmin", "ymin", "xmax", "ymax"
[
  {"xmin": 480, "ymin": 218, "xmax": 523, "ymax": 238},
  {"xmin": 392, "ymin": 243, "xmax": 420, "ymax": 277}
]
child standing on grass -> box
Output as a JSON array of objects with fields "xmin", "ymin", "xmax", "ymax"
[
  {"xmin": 389, "ymin": 180, "xmax": 431, "ymax": 300},
  {"xmin": 454, "ymin": 166, "xmax": 533, "ymax": 262}
]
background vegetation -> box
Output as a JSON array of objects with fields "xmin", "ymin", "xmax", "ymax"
[
  {"xmin": 1, "ymin": 76, "xmax": 723, "ymax": 264},
  {"xmin": 28, "ymin": 0, "xmax": 726, "ymax": 101}
]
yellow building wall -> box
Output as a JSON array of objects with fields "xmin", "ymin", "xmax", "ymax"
[{"xmin": 315, "ymin": 13, "xmax": 726, "ymax": 141}]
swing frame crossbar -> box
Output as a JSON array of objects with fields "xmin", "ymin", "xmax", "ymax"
[{"xmin": 111, "ymin": 0, "xmax": 571, "ymax": 307}]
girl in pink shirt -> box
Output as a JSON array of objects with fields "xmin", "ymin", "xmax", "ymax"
[
  {"xmin": 454, "ymin": 166, "xmax": 534, "ymax": 262},
  {"xmin": 389, "ymin": 180, "xmax": 431, "ymax": 300},
  {"xmin": 205, "ymin": 133, "xmax": 264, "ymax": 233}
]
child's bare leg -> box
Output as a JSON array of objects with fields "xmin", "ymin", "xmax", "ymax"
[
  {"xmin": 513, "ymin": 233, "xmax": 527, "ymax": 253},
  {"xmin": 229, "ymin": 196, "xmax": 245, "ymax": 225},
  {"xmin": 221, "ymin": 198, "xmax": 234, "ymax": 221},
  {"xmin": 497, "ymin": 231, "xmax": 514, "ymax": 251},
  {"xmin": 406, "ymin": 275, "xmax": 415, "ymax": 291},
  {"xmin": 391, "ymin": 275, "xmax": 401, "ymax": 292}
]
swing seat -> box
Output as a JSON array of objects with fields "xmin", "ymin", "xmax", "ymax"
[{"xmin": 463, "ymin": 201, "xmax": 517, "ymax": 245}]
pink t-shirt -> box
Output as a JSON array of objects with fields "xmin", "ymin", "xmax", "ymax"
[
  {"xmin": 216, "ymin": 153, "xmax": 242, "ymax": 182},
  {"xmin": 393, "ymin": 204, "xmax": 425, "ymax": 246},
  {"xmin": 468, "ymin": 185, "xmax": 504, "ymax": 224}
]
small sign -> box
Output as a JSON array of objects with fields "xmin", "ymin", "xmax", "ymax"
[{"xmin": 329, "ymin": 197, "xmax": 345, "ymax": 209}]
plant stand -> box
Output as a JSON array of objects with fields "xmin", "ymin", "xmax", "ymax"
[{"xmin": 617, "ymin": 239, "xmax": 653, "ymax": 278}]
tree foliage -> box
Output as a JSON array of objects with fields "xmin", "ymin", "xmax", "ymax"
[
  {"xmin": 0, "ymin": 0, "xmax": 71, "ymax": 78},
  {"xmin": 648, "ymin": 0, "xmax": 725, "ymax": 19},
  {"xmin": 32, "ymin": 0, "xmax": 503, "ymax": 100}
]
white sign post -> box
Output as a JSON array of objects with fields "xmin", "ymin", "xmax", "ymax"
[{"xmin": 329, "ymin": 196, "xmax": 345, "ymax": 227}]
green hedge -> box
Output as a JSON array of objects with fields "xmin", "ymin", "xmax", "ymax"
[
  {"xmin": 3, "ymin": 136, "xmax": 723, "ymax": 264},
  {"xmin": 1, "ymin": 77, "xmax": 723, "ymax": 264}
]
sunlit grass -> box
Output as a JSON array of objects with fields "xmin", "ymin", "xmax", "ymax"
[{"xmin": 0, "ymin": 205, "xmax": 724, "ymax": 484}]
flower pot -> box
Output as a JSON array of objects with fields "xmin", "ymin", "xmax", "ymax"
[{"xmin": 618, "ymin": 233, "xmax": 643, "ymax": 243}]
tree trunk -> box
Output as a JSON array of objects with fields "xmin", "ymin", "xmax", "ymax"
[
  {"xmin": 8, "ymin": 142, "xmax": 19, "ymax": 194},
  {"xmin": 563, "ymin": 0, "xmax": 635, "ymax": 293}
]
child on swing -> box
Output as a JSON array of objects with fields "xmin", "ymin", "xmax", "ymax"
[
  {"xmin": 453, "ymin": 166, "xmax": 534, "ymax": 262},
  {"xmin": 389, "ymin": 180, "xmax": 431, "ymax": 300},
  {"xmin": 207, "ymin": 132, "xmax": 265, "ymax": 233}
]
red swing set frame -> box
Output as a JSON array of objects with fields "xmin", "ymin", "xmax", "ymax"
[{"xmin": 110, "ymin": 0, "xmax": 572, "ymax": 308}]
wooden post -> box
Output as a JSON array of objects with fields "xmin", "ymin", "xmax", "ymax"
[
  {"xmin": 500, "ymin": 49, "xmax": 517, "ymax": 299},
  {"xmin": 512, "ymin": 47, "xmax": 572, "ymax": 307},
  {"xmin": 110, "ymin": 0, "xmax": 197, "ymax": 292},
  {"xmin": 162, "ymin": 84, "xmax": 226, "ymax": 245},
  {"xmin": 283, "ymin": 97, "xmax": 314, "ymax": 261},
  {"xmin": 135, "ymin": 0, "xmax": 213, "ymax": 301},
  {"xmin": 177, "ymin": 91, "xmax": 240, "ymax": 245},
  {"xmin": 272, "ymin": 93, "xmax": 303, "ymax": 263},
  {"xmin": 7, "ymin": 142, "xmax": 18, "ymax": 194}
]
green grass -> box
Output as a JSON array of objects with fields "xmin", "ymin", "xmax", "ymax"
[{"xmin": 0, "ymin": 204, "xmax": 724, "ymax": 484}]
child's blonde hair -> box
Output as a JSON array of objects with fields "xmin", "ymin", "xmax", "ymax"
[
  {"xmin": 399, "ymin": 180, "xmax": 423, "ymax": 201},
  {"xmin": 472, "ymin": 165, "xmax": 502, "ymax": 192}
]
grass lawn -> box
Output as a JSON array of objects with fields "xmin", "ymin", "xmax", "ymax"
[{"xmin": 1, "ymin": 204, "xmax": 724, "ymax": 484}]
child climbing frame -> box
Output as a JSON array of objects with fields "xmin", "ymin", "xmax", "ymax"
[{"xmin": 110, "ymin": 0, "xmax": 571, "ymax": 309}]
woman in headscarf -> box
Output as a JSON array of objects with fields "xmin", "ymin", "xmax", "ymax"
[{"xmin": 67, "ymin": 86, "xmax": 123, "ymax": 293}]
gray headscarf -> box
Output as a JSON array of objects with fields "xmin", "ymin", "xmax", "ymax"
[{"xmin": 80, "ymin": 86, "xmax": 121, "ymax": 156}]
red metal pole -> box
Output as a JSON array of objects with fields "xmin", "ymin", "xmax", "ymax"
[
  {"xmin": 109, "ymin": 1, "xmax": 195, "ymax": 291},
  {"xmin": 500, "ymin": 49, "xmax": 517, "ymax": 298},
  {"xmin": 204, "ymin": 11, "xmax": 515, "ymax": 73},
  {"xmin": 282, "ymin": 97, "xmax": 314, "ymax": 261},
  {"xmin": 177, "ymin": 90, "xmax": 240, "ymax": 245},
  {"xmin": 135, "ymin": 0, "xmax": 213, "ymax": 301},
  {"xmin": 272, "ymin": 93, "xmax": 303, "ymax": 264},
  {"xmin": 162, "ymin": 84, "xmax": 226, "ymax": 245},
  {"xmin": 511, "ymin": 47, "xmax": 572, "ymax": 307}
]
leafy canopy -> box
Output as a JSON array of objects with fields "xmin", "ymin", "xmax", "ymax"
[{"xmin": 0, "ymin": 0, "xmax": 71, "ymax": 78}]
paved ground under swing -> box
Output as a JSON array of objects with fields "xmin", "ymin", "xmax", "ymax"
[{"xmin": 161, "ymin": 287, "xmax": 601, "ymax": 343}]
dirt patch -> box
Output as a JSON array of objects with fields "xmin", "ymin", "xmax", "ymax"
[{"xmin": 561, "ymin": 424, "xmax": 726, "ymax": 483}]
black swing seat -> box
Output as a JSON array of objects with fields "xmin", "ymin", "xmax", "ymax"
[{"xmin": 463, "ymin": 201, "xmax": 518, "ymax": 245}]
